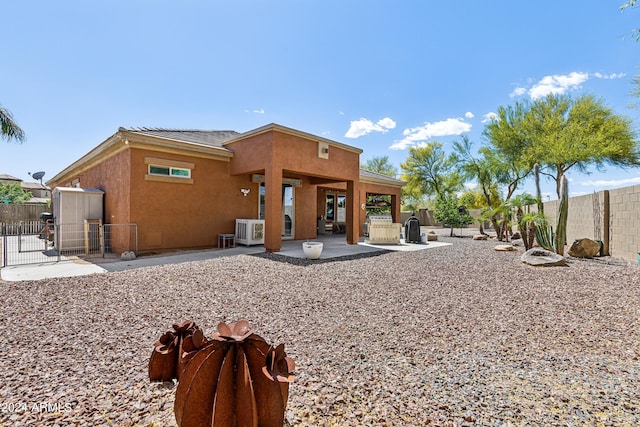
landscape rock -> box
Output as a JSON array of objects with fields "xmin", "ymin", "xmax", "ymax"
[
  {"xmin": 521, "ymin": 248, "xmax": 567, "ymax": 267},
  {"xmin": 511, "ymin": 232, "xmax": 522, "ymax": 240},
  {"xmin": 1, "ymin": 235, "xmax": 638, "ymax": 426},
  {"xmin": 121, "ymin": 251, "xmax": 136, "ymax": 261},
  {"xmin": 426, "ymin": 234, "xmax": 438, "ymax": 241},
  {"xmin": 495, "ymin": 244, "xmax": 516, "ymax": 251},
  {"xmin": 568, "ymin": 238, "xmax": 601, "ymax": 258},
  {"xmin": 473, "ymin": 234, "xmax": 488, "ymax": 241},
  {"xmin": 511, "ymin": 239, "xmax": 523, "ymax": 247}
]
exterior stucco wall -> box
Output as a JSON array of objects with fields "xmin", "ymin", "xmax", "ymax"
[
  {"xmin": 128, "ymin": 148, "xmax": 259, "ymax": 252},
  {"xmin": 228, "ymin": 130, "xmax": 360, "ymax": 181},
  {"xmin": 54, "ymin": 149, "xmax": 131, "ymax": 225},
  {"xmin": 227, "ymin": 129, "xmax": 362, "ymax": 249},
  {"xmin": 47, "ymin": 125, "xmax": 405, "ymax": 254}
]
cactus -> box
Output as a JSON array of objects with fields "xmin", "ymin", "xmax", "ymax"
[
  {"xmin": 534, "ymin": 218, "xmax": 554, "ymax": 251},
  {"xmin": 555, "ymin": 175, "xmax": 569, "ymax": 255},
  {"xmin": 532, "ymin": 164, "xmax": 554, "ymax": 251},
  {"xmin": 534, "ymin": 163, "xmax": 544, "ymax": 215}
]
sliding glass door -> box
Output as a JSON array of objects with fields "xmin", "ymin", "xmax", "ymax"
[{"xmin": 259, "ymin": 183, "xmax": 294, "ymax": 239}]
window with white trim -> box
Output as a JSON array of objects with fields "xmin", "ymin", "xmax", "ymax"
[{"xmin": 148, "ymin": 164, "xmax": 191, "ymax": 178}]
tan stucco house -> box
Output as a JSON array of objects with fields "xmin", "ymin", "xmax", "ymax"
[{"xmin": 47, "ymin": 123, "xmax": 404, "ymax": 253}]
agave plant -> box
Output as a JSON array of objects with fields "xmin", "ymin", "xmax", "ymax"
[{"xmin": 150, "ymin": 320, "xmax": 295, "ymax": 427}]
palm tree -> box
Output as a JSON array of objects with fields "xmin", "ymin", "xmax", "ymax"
[
  {"xmin": 1, "ymin": 105, "xmax": 25, "ymax": 142},
  {"xmin": 506, "ymin": 193, "xmax": 538, "ymax": 249}
]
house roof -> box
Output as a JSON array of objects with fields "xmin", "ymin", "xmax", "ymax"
[
  {"xmin": 119, "ymin": 127, "xmax": 240, "ymax": 148},
  {"xmin": 0, "ymin": 174, "xmax": 22, "ymax": 182},
  {"xmin": 48, "ymin": 124, "xmax": 405, "ymax": 188},
  {"xmin": 21, "ymin": 181, "xmax": 49, "ymax": 190}
]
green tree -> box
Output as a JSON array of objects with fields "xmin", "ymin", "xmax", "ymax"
[
  {"xmin": 0, "ymin": 183, "xmax": 32, "ymax": 204},
  {"xmin": 434, "ymin": 193, "xmax": 473, "ymax": 237},
  {"xmin": 400, "ymin": 141, "xmax": 463, "ymax": 199},
  {"xmin": 451, "ymin": 135, "xmax": 507, "ymax": 237},
  {"xmin": 458, "ymin": 189, "xmax": 489, "ymax": 209},
  {"xmin": 484, "ymin": 94, "xmax": 639, "ymax": 199},
  {"xmin": 362, "ymin": 155, "xmax": 398, "ymax": 177},
  {"xmin": 482, "ymin": 102, "xmax": 534, "ymax": 202},
  {"xmin": 621, "ymin": 1, "xmax": 639, "ymax": 41},
  {"xmin": 523, "ymin": 94, "xmax": 639, "ymax": 197},
  {"xmin": 620, "ymin": 3, "xmax": 640, "ymax": 110},
  {"xmin": 631, "ymin": 73, "xmax": 640, "ymax": 110},
  {"xmin": 0, "ymin": 105, "xmax": 25, "ymax": 143}
]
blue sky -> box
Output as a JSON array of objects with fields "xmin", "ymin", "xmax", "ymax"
[{"xmin": 1, "ymin": 1, "xmax": 638, "ymax": 200}]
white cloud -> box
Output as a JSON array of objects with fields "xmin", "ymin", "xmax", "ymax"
[
  {"xmin": 509, "ymin": 87, "xmax": 527, "ymax": 98},
  {"xmin": 465, "ymin": 112, "xmax": 474, "ymax": 119},
  {"xmin": 390, "ymin": 117, "xmax": 471, "ymax": 150},
  {"xmin": 516, "ymin": 71, "xmax": 625, "ymax": 100},
  {"xmin": 481, "ymin": 112, "xmax": 499, "ymax": 123},
  {"xmin": 528, "ymin": 72, "xmax": 589, "ymax": 99},
  {"xmin": 244, "ymin": 108, "xmax": 265, "ymax": 114},
  {"xmin": 578, "ymin": 176, "xmax": 640, "ymax": 188},
  {"xmin": 345, "ymin": 117, "xmax": 396, "ymax": 138},
  {"xmin": 593, "ymin": 72, "xmax": 626, "ymax": 79}
]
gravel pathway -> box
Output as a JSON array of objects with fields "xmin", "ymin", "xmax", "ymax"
[{"xmin": 1, "ymin": 235, "xmax": 639, "ymax": 426}]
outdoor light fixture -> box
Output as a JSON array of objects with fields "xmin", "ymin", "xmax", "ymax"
[{"xmin": 241, "ymin": 188, "xmax": 250, "ymax": 196}]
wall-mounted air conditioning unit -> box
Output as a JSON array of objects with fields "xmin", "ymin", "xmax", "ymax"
[{"xmin": 235, "ymin": 219, "xmax": 265, "ymax": 246}]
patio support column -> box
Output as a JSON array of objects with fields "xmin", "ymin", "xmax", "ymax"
[
  {"xmin": 346, "ymin": 180, "xmax": 359, "ymax": 245},
  {"xmin": 391, "ymin": 194, "xmax": 400, "ymax": 223},
  {"xmin": 264, "ymin": 166, "xmax": 283, "ymax": 252}
]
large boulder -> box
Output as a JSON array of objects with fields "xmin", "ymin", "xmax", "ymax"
[
  {"xmin": 568, "ymin": 238, "xmax": 601, "ymax": 258},
  {"xmin": 521, "ymin": 248, "xmax": 567, "ymax": 267}
]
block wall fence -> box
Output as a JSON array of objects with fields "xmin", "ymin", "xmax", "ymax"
[{"xmin": 540, "ymin": 183, "xmax": 640, "ymax": 264}]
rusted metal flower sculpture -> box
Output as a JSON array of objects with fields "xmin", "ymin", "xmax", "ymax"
[
  {"xmin": 149, "ymin": 321, "xmax": 207, "ymax": 381},
  {"xmin": 149, "ymin": 320, "xmax": 295, "ymax": 427}
]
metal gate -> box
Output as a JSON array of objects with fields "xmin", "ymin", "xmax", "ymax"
[
  {"xmin": 1, "ymin": 221, "xmax": 138, "ymax": 267},
  {"xmin": 0, "ymin": 221, "xmax": 58, "ymax": 267}
]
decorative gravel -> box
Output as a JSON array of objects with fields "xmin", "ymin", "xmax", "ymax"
[{"xmin": 1, "ymin": 235, "xmax": 639, "ymax": 426}]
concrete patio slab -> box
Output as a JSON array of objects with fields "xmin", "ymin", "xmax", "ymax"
[
  {"xmin": 1, "ymin": 260, "xmax": 107, "ymax": 281},
  {"xmin": 1, "ymin": 231, "xmax": 455, "ymax": 281}
]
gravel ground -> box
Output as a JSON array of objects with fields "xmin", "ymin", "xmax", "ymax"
[{"xmin": 1, "ymin": 234, "xmax": 639, "ymax": 426}]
